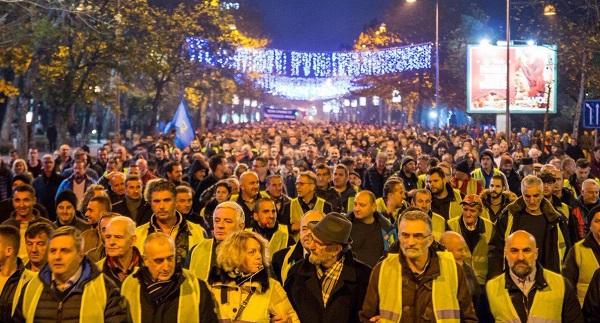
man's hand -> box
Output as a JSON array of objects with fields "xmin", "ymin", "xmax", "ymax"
[
  {"xmin": 271, "ymin": 314, "xmax": 291, "ymax": 323},
  {"xmin": 369, "ymin": 315, "xmax": 381, "ymax": 323}
]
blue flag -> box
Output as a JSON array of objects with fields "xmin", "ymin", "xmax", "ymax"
[{"xmin": 170, "ymin": 98, "xmax": 195, "ymax": 149}]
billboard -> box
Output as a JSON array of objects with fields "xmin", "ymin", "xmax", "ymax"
[{"xmin": 467, "ymin": 44, "xmax": 557, "ymax": 114}]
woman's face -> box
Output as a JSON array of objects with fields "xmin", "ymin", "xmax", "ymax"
[
  {"xmin": 14, "ymin": 162, "xmax": 25, "ymax": 174},
  {"xmin": 239, "ymin": 238, "xmax": 263, "ymax": 274},
  {"xmin": 215, "ymin": 186, "xmax": 230, "ymax": 203}
]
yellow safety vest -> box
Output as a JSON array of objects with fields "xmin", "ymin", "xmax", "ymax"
[
  {"xmin": 188, "ymin": 239, "xmax": 215, "ymax": 281},
  {"xmin": 465, "ymin": 179, "xmax": 479, "ymax": 195},
  {"xmin": 11, "ymin": 269, "xmax": 36, "ymax": 316},
  {"xmin": 486, "ymin": 269, "xmax": 564, "ymax": 322},
  {"xmin": 573, "ymin": 240, "xmax": 600, "ymax": 305},
  {"xmin": 289, "ymin": 197, "xmax": 325, "ymax": 224},
  {"xmin": 246, "ymin": 224, "xmax": 289, "ymax": 255},
  {"xmin": 229, "ymin": 191, "xmax": 270, "ymax": 202},
  {"xmin": 22, "ymin": 272, "xmax": 106, "ymax": 323},
  {"xmin": 471, "ymin": 168, "xmax": 502, "ymax": 188},
  {"xmin": 122, "ymin": 268, "xmax": 201, "ymax": 323},
  {"xmin": 378, "ymin": 251, "xmax": 460, "ymax": 323},
  {"xmin": 376, "ymin": 198, "xmax": 387, "ymax": 213},
  {"xmin": 431, "ymin": 212, "xmax": 446, "ymax": 242},
  {"xmin": 135, "ymin": 220, "xmax": 206, "ymax": 253},
  {"xmin": 505, "ymin": 213, "xmax": 566, "ymax": 269},
  {"xmin": 211, "ymin": 279, "xmax": 276, "ymax": 322},
  {"xmin": 447, "ymin": 189, "xmax": 463, "ymax": 220},
  {"xmin": 347, "ymin": 195, "xmax": 355, "ymax": 213},
  {"xmin": 447, "ymin": 217, "xmax": 494, "ymax": 285},
  {"xmin": 417, "ymin": 174, "xmax": 426, "ymax": 189}
]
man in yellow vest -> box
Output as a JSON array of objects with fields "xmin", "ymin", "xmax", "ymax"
[
  {"xmin": 471, "ymin": 149, "xmax": 502, "ymax": 189},
  {"xmin": 0, "ymin": 225, "xmax": 36, "ymax": 322},
  {"xmin": 13, "ymin": 226, "xmax": 128, "ymax": 322},
  {"xmin": 281, "ymin": 171, "xmax": 333, "ymax": 235},
  {"xmin": 332, "ymin": 164, "xmax": 357, "ymax": 214},
  {"xmin": 359, "ymin": 210, "xmax": 477, "ymax": 322},
  {"xmin": 450, "ymin": 160, "xmax": 483, "ymax": 196},
  {"xmin": 121, "ymin": 233, "xmax": 217, "ymax": 322},
  {"xmin": 488, "ymin": 175, "xmax": 571, "ymax": 279},
  {"xmin": 184, "ymin": 201, "xmax": 245, "ymax": 281},
  {"xmin": 426, "ymin": 166, "xmax": 463, "ymax": 220},
  {"xmin": 563, "ymin": 204, "xmax": 600, "ymax": 305},
  {"xmin": 247, "ymin": 198, "xmax": 294, "ymax": 255},
  {"xmin": 135, "ymin": 180, "xmax": 206, "ymax": 264},
  {"xmin": 486, "ymin": 230, "xmax": 582, "ymax": 322},
  {"xmin": 271, "ymin": 210, "xmax": 324, "ymax": 283},
  {"xmin": 410, "ymin": 189, "xmax": 448, "ymax": 241}
]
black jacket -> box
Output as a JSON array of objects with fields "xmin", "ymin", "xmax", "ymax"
[
  {"xmin": 284, "ymin": 249, "xmax": 372, "ymax": 323},
  {"xmin": 583, "ymin": 267, "xmax": 600, "ymax": 322},
  {"xmin": 488, "ymin": 197, "xmax": 571, "ymax": 279},
  {"xmin": 32, "ymin": 171, "xmax": 64, "ymax": 222},
  {"xmin": 13, "ymin": 256, "xmax": 127, "ymax": 323},
  {"xmin": 271, "ymin": 241, "xmax": 304, "ymax": 284},
  {"xmin": 0, "ymin": 258, "xmax": 29, "ymax": 322},
  {"xmin": 111, "ymin": 197, "xmax": 154, "ymax": 226},
  {"xmin": 315, "ymin": 184, "xmax": 343, "ymax": 213},
  {"xmin": 362, "ymin": 166, "xmax": 387, "ymax": 198},
  {"xmin": 128, "ymin": 266, "xmax": 217, "ymax": 323}
]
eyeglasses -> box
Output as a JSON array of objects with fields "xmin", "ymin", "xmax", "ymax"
[
  {"xmin": 306, "ymin": 233, "xmax": 333, "ymax": 248},
  {"xmin": 399, "ymin": 232, "xmax": 431, "ymax": 242}
]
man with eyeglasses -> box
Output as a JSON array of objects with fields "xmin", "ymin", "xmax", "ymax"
[
  {"xmin": 281, "ymin": 171, "xmax": 333, "ymax": 235},
  {"xmin": 284, "ymin": 213, "xmax": 372, "ymax": 323},
  {"xmin": 360, "ymin": 210, "xmax": 477, "ymax": 322}
]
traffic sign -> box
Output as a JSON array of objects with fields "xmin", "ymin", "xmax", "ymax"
[{"xmin": 584, "ymin": 100, "xmax": 600, "ymax": 128}]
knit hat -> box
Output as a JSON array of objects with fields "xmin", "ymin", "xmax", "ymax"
[
  {"xmin": 500, "ymin": 155, "xmax": 513, "ymax": 167},
  {"xmin": 308, "ymin": 213, "xmax": 353, "ymax": 245},
  {"xmin": 401, "ymin": 156, "xmax": 415, "ymax": 169},
  {"xmin": 455, "ymin": 160, "xmax": 470, "ymax": 174},
  {"xmin": 480, "ymin": 149, "xmax": 494, "ymax": 162},
  {"xmin": 55, "ymin": 190, "xmax": 78, "ymax": 208}
]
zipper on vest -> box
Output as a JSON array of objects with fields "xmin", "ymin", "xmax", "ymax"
[{"xmin": 57, "ymin": 301, "xmax": 63, "ymax": 321}]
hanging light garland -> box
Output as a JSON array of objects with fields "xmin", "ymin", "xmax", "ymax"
[{"xmin": 186, "ymin": 37, "xmax": 432, "ymax": 100}]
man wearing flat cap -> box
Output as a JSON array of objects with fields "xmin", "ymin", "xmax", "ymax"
[{"xmin": 284, "ymin": 213, "xmax": 372, "ymax": 323}]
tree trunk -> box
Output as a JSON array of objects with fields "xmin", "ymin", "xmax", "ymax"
[
  {"xmin": 573, "ymin": 52, "xmax": 587, "ymax": 139},
  {"xmin": 198, "ymin": 96, "xmax": 208, "ymax": 133},
  {"xmin": 0, "ymin": 96, "xmax": 18, "ymax": 144}
]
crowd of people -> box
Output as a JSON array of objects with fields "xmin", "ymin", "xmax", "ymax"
[{"xmin": 0, "ymin": 120, "xmax": 599, "ymax": 322}]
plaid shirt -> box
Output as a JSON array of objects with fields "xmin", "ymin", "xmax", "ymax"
[{"xmin": 315, "ymin": 256, "xmax": 345, "ymax": 307}]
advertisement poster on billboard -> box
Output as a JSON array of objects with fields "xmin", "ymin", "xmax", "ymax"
[{"xmin": 467, "ymin": 44, "xmax": 557, "ymax": 114}]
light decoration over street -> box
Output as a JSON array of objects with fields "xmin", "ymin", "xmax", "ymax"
[{"xmin": 187, "ymin": 37, "xmax": 432, "ymax": 101}]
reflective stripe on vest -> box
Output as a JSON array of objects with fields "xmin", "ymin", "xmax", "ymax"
[
  {"xmin": 290, "ymin": 197, "xmax": 325, "ymax": 224},
  {"xmin": 432, "ymin": 212, "xmax": 446, "ymax": 241},
  {"xmin": 247, "ymin": 224, "xmax": 289, "ymax": 255},
  {"xmin": 22, "ymin": 273, "xmax": 106, "ymax": 323},
  {"xmin": 486, "ymin": 269, "xmax": 564, "ymax": 322},
  {"xmin": 12, "ymin": 269, "xmax": 35, "ymax": 316},
  {"xmin": 505, "ymin": 213, "xmax": 566, "ymax": 269},
  {"xmin": 189, "ymin": 239, "xmax": 215, "ymax": 281},
  {"xmin": 378, "ymin": 252, "xmax": 460, "ymax": 323},
  {"xmin": 466, "ymin": 179, "xmax": 478, "ymax": 195},
  {"xmin": 122, "ymin": 268, "xmax": 201, "ymax": 323},
  {"xmin": 574, "ymin": 240, "xmax": 600, "ymax": 305},
  {"xmin": 447, "ymin": 217, "xmax": 493, "ymax": 285},
  {"xmin": 280, "ymin": 246, "xmax": 296, "ymax": 284}
]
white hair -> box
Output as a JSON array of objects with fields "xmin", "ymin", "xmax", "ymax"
[
  {"xmin": 214, "ymin": 201, "xmax": 245, "ymax": 224},
  {"xmin": 108, "ymin": 215, "xmax": 136, "ymax": 236}
]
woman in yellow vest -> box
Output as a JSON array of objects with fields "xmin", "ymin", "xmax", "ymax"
[{"xmin": 207, "ymin": 230, "xmax": 300, "ymax": 323}]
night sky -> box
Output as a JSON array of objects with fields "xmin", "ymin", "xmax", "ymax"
[{"xmin": 246, "ymin": 0, "xmax": 506, "ymax": 51}]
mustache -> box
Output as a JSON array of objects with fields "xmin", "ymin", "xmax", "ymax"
[{"xmin": 514, "ymin": 260, "xmax": 530, "ymax": 266}]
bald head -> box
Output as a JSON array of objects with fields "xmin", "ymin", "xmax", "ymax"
[
  {"xmin": 440, "ymin": 231, "xmax": 467, "ymax": 265},
  {"xmin": 505, "ymin": 230, "xmax": 538, "ymax": 278},
  {"xmin": 300, "ymin": 210, "xmax": 326, "ymax": 250},
  {"xmin": 239, "ymin": 171, "xmax": 259, "ymax": 200}
]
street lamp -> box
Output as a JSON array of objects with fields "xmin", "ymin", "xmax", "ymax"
[
  {"xmin": 407, "ymin": 0, "xmax": 439, "ymax": 130},
  {"xmin": 506, "ymin": 0, "xmax": 511, "ymax": 138}
]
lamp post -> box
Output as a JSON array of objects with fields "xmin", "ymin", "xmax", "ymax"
[
  {"xmin": 506, "ymin": 0, "xmax": 511, "ymax": 138},
  {"xmin": 407, "ymin": 0, "xmax": 439, "ymax": 130}
]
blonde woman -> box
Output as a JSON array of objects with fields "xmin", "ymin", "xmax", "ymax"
[{"xmin": 208, "ymin": 230, "xmax": 299, "ymax": 323}]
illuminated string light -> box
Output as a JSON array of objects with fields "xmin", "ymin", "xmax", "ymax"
[{"xmin": 186, "ymin": 37, "xmax": 432, "ymax": 100}]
